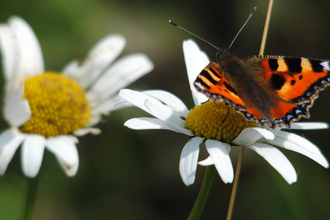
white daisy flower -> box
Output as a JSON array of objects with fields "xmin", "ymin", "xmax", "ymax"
[
  {"xmin": 119, "ymin": 39, "xmax": 328, "ymax": 186},
  {"xmin": 0, "ymin": 16, "xmax": 153, "ymax": 177}
]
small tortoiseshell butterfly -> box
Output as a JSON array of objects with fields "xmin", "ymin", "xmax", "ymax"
[
  {"xmin": 194, "ymin": 52, "xmax": 330, "ymax": 128},
  {"xmin": 170, "ymin": 8, "xmax": 330, "ymax": 129}
]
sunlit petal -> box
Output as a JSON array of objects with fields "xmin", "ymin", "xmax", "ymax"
[
  {"xmin": 21, "ymin": 135, "xmax": 45, "ymax": 177},
  {"xmin": 0, "ymin": 129, "xmax": 25, "ymax": 175},
  {"xmin": 233, "ymin": 127, "xmax": 275, "ymax": 146},
  {"xmin": 183, "ymin": 39, "xmax": 209, "ymax": 106},
  {"xmin": 63, "ymin": 34, "xmax": 126, "ymax": 88},
  {"xmin": 88, "ymin": 54, "xmax": 153, "ymax": 104},
  {"xmin": 266, "ymin": 131, "xmax": 329, "ymax": 168},
  {"xmin": 143, "ymin": 90, "xmax": 190, "ymax": 118},
  {"xmin": 205, "ymin": 140, "xmax": 233, "ymax": 183},
  {"xmin": 246, "ymin": 142, "xmax": 297, "ymax": 184},
  {"xmin": 180, "ymin": 137, "xmax": 203, "ymax": 186},
  {"xmin": 45, "ymin": 136, "xmax": 79, "ymax": 176}
]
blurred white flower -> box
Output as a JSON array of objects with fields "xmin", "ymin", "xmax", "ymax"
[{"xmin": 0, "ymin": 16, "xmax": 153, "ymax": 177}]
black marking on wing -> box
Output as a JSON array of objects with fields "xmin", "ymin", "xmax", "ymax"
[
  {"xmin": 284, "ymin": 57, "xmax": 302, "ymax": 73},
  {"xmin": 200, "ymin": 69, "xmax": 217, "ymax": 85},
  {"xmin": 224, "ymin": 82, "xmax": 238, "ymax": 96},
  {"xmin": 271, "ymin": 73, "xmax": 286, "ymax": 90},
  {"xmin": 268, "ymin": 59, "xmax": 278, "ymax": 71},
  {"xmin": 309, "ymin": 59, "xmax": 324, "ymax": 73}
]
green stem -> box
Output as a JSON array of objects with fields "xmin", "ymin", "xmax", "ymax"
[
  {"xmin": 188, "ymin": 165, "xmax": 216, "ymax": 220},
  {"xmin": 23, "ymin": 175, "xmax": 40, "ymax": 220}
]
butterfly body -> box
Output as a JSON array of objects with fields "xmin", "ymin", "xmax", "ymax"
[{"xmin": 194, "ymin": 49, "xmax": 330, "ymax": 128}]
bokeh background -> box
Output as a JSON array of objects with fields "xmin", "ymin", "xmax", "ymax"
[{"xmin": 0, "ymin": 0, "xmax": 330, "ymax": 219}]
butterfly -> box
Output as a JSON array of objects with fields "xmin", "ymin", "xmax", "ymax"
[{"xmin": 194, "ymin": 50, "xmax": 330, "ymax": 128}]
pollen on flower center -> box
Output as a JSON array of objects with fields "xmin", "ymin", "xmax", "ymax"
[
  {"xmin": 19, "ymin": 72, "xmax": 91, "ymax": 138},
  {"xmin": 185, "ymin": 101, "xmax": 257, "ymax": 143}
]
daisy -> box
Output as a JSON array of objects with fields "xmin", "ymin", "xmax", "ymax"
[
  {"xmin": 0, "ymin": 16, "xmax": 153, "ymax": 177},
  {"xmin": 119, "ymin": 39, "xmax": 328, "ymax": 186}
]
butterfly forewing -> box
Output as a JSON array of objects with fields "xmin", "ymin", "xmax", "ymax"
[
  {"xmin": 246, "ymin": 55, "xmax": 330, "ymax": 105},
  {"xmin": 194, "ymin": 62, "xmax": 246, "ymax": 110}
]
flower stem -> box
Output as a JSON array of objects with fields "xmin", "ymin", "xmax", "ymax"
[
  {"xmin": 23, "ymin": 175, "xmax": 40, "ymax": 220},
  {"xmin": 259, "ymin": 0, "xmax": 274, "ymax": 55},
  {"xmin": 226, "ymin": 146, "xmax": 245, "ymax": 220},
  {"xmin": 188, "ymin": 165, "xmax": 216, "ymax": 220},
  {"xmin": 226, "ymin": 1, "xmax": 273, "ymax": 219}
]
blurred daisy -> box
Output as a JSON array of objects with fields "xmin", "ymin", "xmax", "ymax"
[
  {"xmin": 119, "ymin": 39, "xmax": 328, "ymax": 186},
  {"xmin": 0, "ymin": 16, "xmax": 153, "ymax": 177}
]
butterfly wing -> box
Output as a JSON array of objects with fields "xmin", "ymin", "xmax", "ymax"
[
  {"xmin": 246, "ymin": 55, "xmax": 330, "ymax": 104},
  {"xmin": 244, "ymin": 55, "xmax": 330, "ymax": 126},
  {"xmin": 194, "ymin": 62, "xmax": 261, "ymax": 122}
]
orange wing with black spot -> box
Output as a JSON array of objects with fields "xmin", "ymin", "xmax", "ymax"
[
  {"xmin": 195, "ymin": 62, "xmax": 259, "ymax": 122},
  {"xmin": 194, "ymin": 62, "xmax": 245, "ymax": 108},
  {"xmin": 250, "ymin": 55, "xmax": 330, "ymax": 104}
]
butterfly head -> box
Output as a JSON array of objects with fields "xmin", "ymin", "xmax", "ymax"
[{"xmin": 216, "ymin": 48, "xmax": 229, "ymax": 63}]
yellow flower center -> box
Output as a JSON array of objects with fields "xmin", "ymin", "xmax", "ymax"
[
  {"xmin": 19, "ymin": 72, "xmax": 91, "ymax": 138},
  {"xmin": 186, "ymin": 101, "xmax": 257, "ymax": 143}
]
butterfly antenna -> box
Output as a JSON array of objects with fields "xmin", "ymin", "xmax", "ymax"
[
  {"xmin": 227, "ymin": 7, "xmax": 257, "ymax": 50},
  {"xmin": 169, "ymin": 20, "xmax": 220, "ymax": 50}
]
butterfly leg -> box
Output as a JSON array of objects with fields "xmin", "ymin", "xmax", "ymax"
[{"xmin": 221, "ymin": 106, "xmax": 230, "ymax": 124}]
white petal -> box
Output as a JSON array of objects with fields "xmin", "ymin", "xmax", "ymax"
[
  {"xmin": 45, "ymin": 136, "xmax": 79, "ymax": 176},
  {"xmin": 62, "ymin": 61, "xmax": 79, "ymax": 78},
  {"xmin": 266, "ymin": 131, "xmax": 329, "ymax": 168},
  {"xmin": 144, "ymin": 99, "xmax": 193, "ymax": 135},
  {"xmin": 57, "ymin": 156, "xmax": 79, "ymax": 176},
  {"xmin": 88, "ymin": 34, "xmax": 126, "ymax": 58},
  {"xmin": 4, "ymin": 83, "xmax": 24, "ymax": 118},
  {"xmin": 0, "ymin": 129, "xmax": 25, "ymax": 175},
  {"xmin": 143, "ymin": 90, "xmax": 190, "ymax": 118},
  {"xmin": 232, "ymin": 127, "xmax": 275, "ymax": 146},
  {"xmin": 179, "ymin": 137, "xmax": 203, "ymax": 186},
  {"xmin": 91, "ymin": 94, "xmax": 129, "ymax": 114},
  {"xmin": 124, "ymin": 117, "xmax": 193, "ymax": 136},
  {"xmin": 125, "ymin": 117, "xmax": 177, "ymax": 130},
  {"xmin": 198, "ymin": 156, "xmax": 214, "ymax": 166},
  {"xmin": 0, "ymin": 24, "xmax": 17, "ymax": 85},
  {"xmin": 119, "ymin": 89, "xmax": 190, "ymax": 135},
  {"xmin": 7, "ymin": 99, "xmax": 31, "ymax": 127},
  {"xmin": 21, "ymin": 135, "xmax": 45, "ymax": 177},
  {"xmin": 183, "ymin": 39, "xmax": 209, "ymax": 106},
  {"xmin": 87, "ymin": 114, "xmax": 101, "ymax": 127},
  {"xmin": 8, "ymin": 17, "xmax": 44, "ymax": 80},
  {"xmin": 205, "ymin": 140, "xmax": 234, "ymax": 183},
  {"xmin": 246, "ymin": 142, "xmax": 297, "ymax": 184},
  {"xmin": 88, "ymin": 54, "xmax": 153, "ymax": 104},
  {"xmin": 63, "ymin": 34, "xmax": 126, "ymax": 88},
  {"xmin": 63, "ymin": 135, "xmax": 79, "ymax": 144},
  {"xmin": 289, "ymin": 122, "xmax": 329, "ymax": 130},
  {"xmin": 119, "ymin": 89, "xmax": 155, "ymax": 115},
  {"xmin": 74, "ymin": 128, "xmax": 101, "ymax": 136},
  {"xmin": 276, "ymin": 131, "xmax": 321, "ymax": 154},
  {"xmin": 144, "ymin": 99, "xmax": 185, "ymax": 128},
  {"xmin": 121, "ymin": 89, "xmax": 185, "ymax": 122}
]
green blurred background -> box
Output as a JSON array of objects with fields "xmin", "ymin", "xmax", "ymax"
[{"xmin": 0, "ymin": 0, "xmax": 330, "ymax": 219}]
